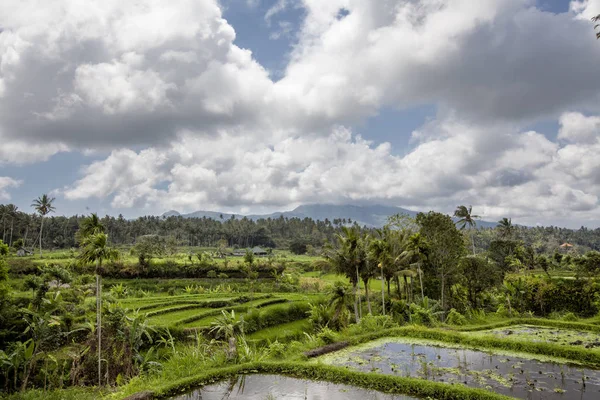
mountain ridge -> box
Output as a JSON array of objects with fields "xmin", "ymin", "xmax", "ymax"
[{"xmin": 161, "ymin": 204, "xmax": 498, "ymax": 228}]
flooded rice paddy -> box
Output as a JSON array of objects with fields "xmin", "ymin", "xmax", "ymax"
[
  {"xmin": 472, "ymin": 324, "xmax": 600, "ymax": 348},
  {"xmin": 170, "ymin": 374, "xmax": 417, "ymax": 399},
  {"xmin": 318, "ymin": 337, "xmax": 600, "ymax": 399}
]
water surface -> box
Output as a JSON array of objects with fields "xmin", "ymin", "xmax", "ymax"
[
  {"xmin": 170, "ymin": 374, "xmax": 417, "ymax": 399},
  {"xmin": 319, "ymin": 337, "xmax": 600, "ymax": 400},
  {"xmin": 473, "ymin": 325, "xmax": 600, "ymax": 349}
]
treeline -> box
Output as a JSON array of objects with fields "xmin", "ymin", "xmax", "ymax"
[
  {"xmin": 474, "ymin": 224, "xmax": 600, "ymax": 254},
  {"xmin": 0, "ymin": 205, "xmax": 355, "ymax": 250},
  {"xmin": 3, "ymin": 202, "xmax": 600, "ymax": 253}
]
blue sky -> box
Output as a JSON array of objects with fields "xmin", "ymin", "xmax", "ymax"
[{"xmin": 1, "ymin": 0, "xmax": 600, "ymax": 227}]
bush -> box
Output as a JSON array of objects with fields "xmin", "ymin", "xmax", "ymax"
[
  {"xmin": 445, "ymin": 308, "xmax": 467, "ymax": 326},
  {"xmin": 316, "ymin": 327, "xmax": 337, "ymax": 344},
  {"xmin": 504, "ymin": 275, "xmax": 600, "ymax": 317},
  {"xmin": 241, "ymin": 302, "xmax": 311, "ymax": 334},
  {"xmin": 345, "ymin": 314, "xmax": 397, "ymax": 336},
  {"xmin": 561, "ymin": 312, "xmax": 578, "ymax": 322}
]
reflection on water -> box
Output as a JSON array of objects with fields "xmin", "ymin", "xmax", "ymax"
[
  {"xmin": 322, "ymin": 338, "xmax": 600, "ymax": 400},
  {"xmin": 170, "ymin": 374, "xmax": 417, "ymax": 400}
]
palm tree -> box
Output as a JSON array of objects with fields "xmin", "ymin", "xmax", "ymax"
[
  {"xmin": 327, "ymin": 281, "xmax": 352, "ymax": 325},
  {"xmin": 31, "ymin": 194, "xmax": 56, "ymax": 257},
  {"xmin": 323, "ymin": 226, "xmax": 367, "ymax": 323},
  {"xmin": 0, "ymin": 204, "xmax": 7, "ymax": 243},
  {"xmin": 359, "ymin": 234, "xmax": 376, "ymax": 314},
  {"xmin": 454, "ymin": 205, "xmax": 479, "ymax": 255},
  {"xmin": 593, "ymin": 14, "xmax": 600, "ymax": 39},
  {"xmin": 368, "ymin": 230, "xmax": 391, "ymax": 315},
  {"xmin": 497, "ymin": 217, "xmax": 514, "ymax": 239},
  {"xmin": 5, "ymin": 204, "xmax": 18, "ymax": 247},
  {"xmin": 390, "ymin": 229, "xmax": 416, "ymax": 301},
  {"xmin": 76, "ymin": 213, "xmax": 105, "ymax": 244},
  {"xmin": 77, "ymin": 232, "xmax": 119, "ymax": 387},
  {"xmin": 407, "ymin": 232, "xmax": 427, "ymax": 299}
]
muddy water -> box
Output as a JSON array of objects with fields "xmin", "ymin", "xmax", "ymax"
[
  {"xmin": 170, "ymin": 374, "xmax": 417, "ymax": 399},
  {"xmin": 319, "ymin": 338, "xmax": 600, "ymax": 400}
]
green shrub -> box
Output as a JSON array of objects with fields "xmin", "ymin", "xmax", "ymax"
[
  {"xmin": 345, "ymin": 314, "xmax": 397, "ymax": 336},
  {"xmin": 561, "ymin": 312, "xmax": 578, "ymax": 321},
  {"xmin": 445, "ymin": 308, "xmax": 467, "ymax": 326},
  {"xmin": 266, "ymin": 340, "xmax": 286, "ymax": 358},
  {"xmin": 316, "ymin": 327, "xmax": 337, "ymax": 344}
]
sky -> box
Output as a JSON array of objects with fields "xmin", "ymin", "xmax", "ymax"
[{"xmin": 1, "ymin": 0, "xmax": 600, "ymax": 228}]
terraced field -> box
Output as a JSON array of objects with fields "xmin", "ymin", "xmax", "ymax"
[
  {"xmin": 125, "ymin": 293, "xmax": 322, "ymax": 333},
  {"xmin": 247, "ymin": 319, "xmax": 311, "ymax": 342}
]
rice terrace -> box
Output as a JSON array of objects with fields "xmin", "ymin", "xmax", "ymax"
[{"xmin": 2, "ymin": 0, "xmax": 600, "ymax": 399}]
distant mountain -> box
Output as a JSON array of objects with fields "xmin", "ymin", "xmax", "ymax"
[{"xmin": 162, "ymin": 204, "xmax": 499, "ymax": 228}]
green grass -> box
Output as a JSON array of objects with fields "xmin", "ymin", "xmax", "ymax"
[
  {"xmin": 176, "ymin": 298, "xmax": 288, "ymax": 327},
  {"xmin": 247, "ymin": 319, "xmax": 311, "ymax": 342},
  {"xmin": 2, "ymin": 387, "xmax": 103, "ymax": 400},
  {"xmin": 148, "ymin": 308, "xmax": 212, "ymax": 326},
  {"xmin": 300, "ymin": 271, "xmax": 387, "ymax": 292}
]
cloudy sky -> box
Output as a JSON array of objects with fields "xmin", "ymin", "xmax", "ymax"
[{"xmin": 1, "ymin": 0, "xmax": 600, "ymax": 227}]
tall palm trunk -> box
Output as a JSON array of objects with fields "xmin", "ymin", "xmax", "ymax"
[
  {"xmin": 355, "ymin": 264, "xmax": 362, "ymax": 321},
  {"xmin": 381, "ymin": 266, "xmax": 385, "ymax": 316},
  {"xmin": 96, "ymin": 260, "xmax": 102, "ymax": 387},
  {"xmin": 9, "ymin": 219, "xmax": 13, "ymax": 247},
  {"xmin": 39, "ymin": 217, "xmax": 44, "ymax": 257},
  {"xmin": 363, "ymin": 278, "xmax": 372, "ymax": 314},
  {"xmin": 395, "ymin": 275, "xmax": 401, "ymax": 299},
  {"xmin": 470, "ymin": 227, "xmax": 476, "ymax": 255},
  {"xmin": 352, "ymin": 281, "xmax": 359, "ymax": 323},
  {"xmin": 418, "ymin": 267, "xmax": 424, "ymax": 299},
  {"xmin": 440, "ymin": 270, "xmax": 446, "ymax": 319}
]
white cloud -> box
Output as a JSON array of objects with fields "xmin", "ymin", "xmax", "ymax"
[
  {"xmin": 570, "ymin": 0, "xmax": 600, "ymax": 19},
  {"xmin": 558, "ymin": 112, "xmax": 600, "ymax": 143},
  {"xmin": 265, "ymin": 0, "xmax": 289, "ymax": 24},
  {"xmin": 0, "ymin": 131, "xmax": 68, "ymax": 165},
  {"xmin": 62, "ymin": 114, "xmax": 600, "ymax": 227},
  {"xmin": 0, "ymin": 177, "xmax": 21, "ymax": 200},
  {"xmin": 274, "ymin": 0, "xmax": 600, "ymax": 126},
  {"xmin": 3, "ymin": 0, "xmax": 600, "ymax": 226},
  {"xmin": 0, "ymin": 0, "xmax": 274, "ymax": 147}
]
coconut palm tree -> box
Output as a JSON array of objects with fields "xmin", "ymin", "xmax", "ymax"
[
  {"xmin": 407, "ymin": 232, "xmax": 427, "ymax": 300},
  {"xmin": 593, "ymin": 14, "xmax": 600, "ymax": 39},
  {"xmin": 77, "ymin": 232, "xmax": 119, "ymax": 387},
  {"xmin": 327, "ymin": 281, "xmax": 352, "ymax": 325},
  {"xmin": 31, "ymin": 194, "xmax": 56, "ymax": 257},
  {"xmin": 454, "ymin": 205, "xmax": 479, "ymax": 255},
  {"xmin": 497, "ymin": 217, "xmax": 514, "ymax": 239},
  {"xmin": 5, "ymin": 204, "xmax": 18, "ymax": 247},
  {"xmin": 323, "ymin": 226, "xmax": 367, "ymax": 323},
  {"xmin": 368, "ymin": 230, "xmax": 391, "ymax": 315},
  {"xmin": 76, "ymin": 213, "xmax": 105, "ymax": 244},
  {"xmin": 0, "ymin": 204, "xmax": 7, "ymax": 243},
  {"xmin": 390, "ymin": 229, "xmax": 416, "ymax": 301}
]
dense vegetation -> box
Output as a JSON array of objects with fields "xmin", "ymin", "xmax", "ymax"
[
  {"xmin": 2, "ymin": 198, "xmax": 600, "ymax": 399},
  {"xmin": 4, "ymin": 202, "xmax": 600, "ymax": 252}
]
